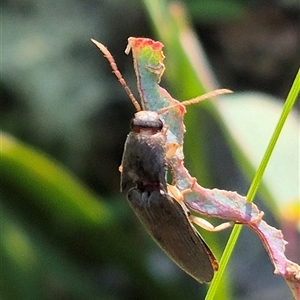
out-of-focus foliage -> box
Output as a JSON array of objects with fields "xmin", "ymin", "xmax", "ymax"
[{"xmin": 1, "ymin": 0, "xmax": 299, "ymax": 299}]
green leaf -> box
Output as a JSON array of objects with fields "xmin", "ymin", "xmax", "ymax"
[{"xmin": 1, "ymin": 131, "xmax": 113, "ymax": 229}]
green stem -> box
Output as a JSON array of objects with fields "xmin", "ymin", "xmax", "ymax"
[{"xmin": 205, "ymin": 68, "xmax": 300, "ymax": 300}]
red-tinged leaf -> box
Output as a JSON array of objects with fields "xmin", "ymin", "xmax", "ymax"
[
  {"xmin": 126, "ymin": 36, "xmax": 300, "ymax": 297},
  {"xmin": 126, "ymin": 37, "xmax": 187, "ymax": 160}
]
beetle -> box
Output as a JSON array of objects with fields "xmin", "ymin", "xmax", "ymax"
[{"xmin": 92, "ymin": 38, "xmax": 219, "ymax": 282}]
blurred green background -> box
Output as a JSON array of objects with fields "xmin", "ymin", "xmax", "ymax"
[{"xmin": 1, "ymin": 0, "xmax": 299, "ymax": 299}]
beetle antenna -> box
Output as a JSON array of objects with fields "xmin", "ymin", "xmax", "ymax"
[
  {"xmin": 91, "ymin": 39, "xmax": 141, "ymax": 112},
  {"xmin": 157, "ymin": 89, "xmax": 233, "ymax": 114}
]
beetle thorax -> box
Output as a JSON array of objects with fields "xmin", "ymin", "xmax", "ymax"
[{"xmin": 131, "ymin": 111, "xmax": 163, "ymax": 134}]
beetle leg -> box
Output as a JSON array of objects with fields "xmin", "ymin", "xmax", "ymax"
[
  {"xmin": 166, "ymin": 143, "xmax": 179, "ymax": 159},
  {"xmin": 167, "ymin": 178, "xmax": 197, "ymax": 202},
  {"xmin": 190, "ymin": 215, "xmax": 234, "ymax": 232},
  {"xmin": 167, "ymin": 184, "xmax": 185, "ymax": 202},
  {"xmin": 162, "ymin": 124, "xmax": 169, "ymax": 136},
  {"xmin": 167, "ymin": 181, "xmax": 233, "ymax": 232},
  {"xmin": 167, "ymin": 183, "xmax": 233, "ymax": 232}
]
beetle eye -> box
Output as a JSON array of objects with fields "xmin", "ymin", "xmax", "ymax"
[{"xmin": 131, "ymin": 117, "xmax": 163, "ymax": 132}]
